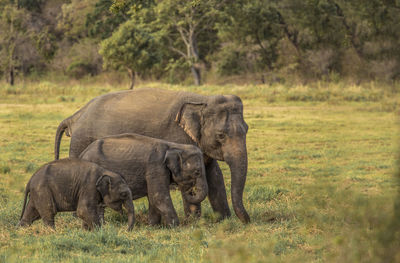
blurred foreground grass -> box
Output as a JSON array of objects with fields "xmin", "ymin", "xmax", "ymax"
[{"xmin": 0, "ymin": 81, "xmax": 399, "ymax": 262}]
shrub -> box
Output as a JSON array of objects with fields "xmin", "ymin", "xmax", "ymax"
[
  {"xmin": 216, "ymin": 46, "xmax": 248, "ymax": 76},
  {"xmin": 66, "ymin": 60, "xmax": 98, "ymax": 79}
]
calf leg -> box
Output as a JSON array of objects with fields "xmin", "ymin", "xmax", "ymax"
[
  {"xmin": 181, "ymin": 192, "xmax": 201, "ymax": 218},
  {"xmin": 154, "ymin": 195, "xmax": 179, "ymax": 227},
  {"xmin": 33, "ymin": 191, "xmax": 57, "ymax": 229},
  {"xmin": 82, "ymin": 221, "xmax": 89, "ymax": 230},
  {"xmin": 146, "ymin": 169, "xmax": 179, "ymax": 227},
  {"xmin": 97, "ymin": 204, "xmax": 105, "ymax": 224},
  {"xmin": 18, "ymin": 199, "xmax": 40, "ymax": 227},
  {"xmin": 147, "ymin": 198, "xmax": 161, "ymax": 226},
  {"xmin": 77, "ymin": 202, "xmax": 101, "ymax": 231}
]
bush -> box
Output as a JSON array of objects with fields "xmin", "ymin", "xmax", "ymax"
[
  {"xmin": 66, "ymin": 60, "xmax": 98, "ymax": 79},
  {"xmin": 50, "ymin": 39, "xmax": 102, "ymax": 77},
  {"xmin": 215, "ymin": 46, "xmax": 248, "ymax": 76}
]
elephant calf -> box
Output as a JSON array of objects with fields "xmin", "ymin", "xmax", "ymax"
[
  {"xmin": 18, "ymin": 158, "xmax": 135, "ymax": 231},
  {"xmin": 79, "ymin": 133, "xmax": 208, "ymax": 227}
]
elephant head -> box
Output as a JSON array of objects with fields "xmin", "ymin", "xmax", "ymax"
[
  {"xmin": 164, "ymin": 147, "xmax": 208, "ymax": 204},
  {"xmin": 175, "ymin": 95, "xmax": 250, "ymax": 223},
  {"xmin": 96, "ymin": 173, "xmax": 135, "ymax": 231}
]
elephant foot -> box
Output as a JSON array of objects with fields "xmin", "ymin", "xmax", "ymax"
[{"xmin": 17, "ymin": 220, "xmax": 30, "ymax": 227}]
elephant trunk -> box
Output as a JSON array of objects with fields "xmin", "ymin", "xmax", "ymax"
[
  {"xmin": 225, "ymin": 145, "xmax": 250, "ymax": 224},
  {"xmin": 182, "ymin": 172, "xmax": 208, "ymax": 204},
  {"xmin": 123, "ymin": 196, "xmax": 135, "ymax": 231}
]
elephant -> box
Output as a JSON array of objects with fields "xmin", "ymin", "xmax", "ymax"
[
  {"xmin": 54, "ymin": 88, "xmax": 250, "ymax": 223},
  {"xmin": 18, "ymin": 158, "xmax": 135, "ymax": 231},
  {"xmin": 79, "ymin": 133, "xmax": 208, "ymax": 227}
]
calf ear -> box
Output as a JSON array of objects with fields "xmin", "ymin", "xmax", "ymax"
[
  {"xmin": 164, "ymin": 149, "xmax": 182, "ymax": 180},
  {"xmin": 175, "ymin": 103, "xmax": 206, "ymax": 144},
  {"xmin": 96, "ymin": 175, "xmax": 111, "ymax": 197}
]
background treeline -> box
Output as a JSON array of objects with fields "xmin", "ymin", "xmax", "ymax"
[{"xmin": 1, "ymin": 0, "xmax": 400, "ymax": 86}]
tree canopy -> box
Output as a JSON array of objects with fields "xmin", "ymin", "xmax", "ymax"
[
  {"xmin": 0, "ymin": 0, "xmax": 399, "ymax": 85},
  {"xmin": 99, "ymin": 19, "xmax": 160, "ymax": 89}
]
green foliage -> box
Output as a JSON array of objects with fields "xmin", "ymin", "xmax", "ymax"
[
  {"xmin": 99, "ymin": 20, "xmax": 160, "ymax": 78},
  {"xmin": 66, "ymin": 60, "xmax": 96, "ymax": 79},
  {"xmin": 57, "ymin": 0, "xmax": 97, "ymax": 40},
  {"xmin": 0, "ymin": 1, "xmax": 61, "ymax": 82},
  {"xmin": 1, "ymin": 0, "xmax": 400, "ymax": 82},
  {"xmin": 217, "ymin": 0, "xmax": 283, "ymax": 71},
  {"xmin": 34, "ymin": 27, "xmax": 57, "ymax": 61},
  {"xmin": 25, "ymin": 162, "xmax": 37, "ymax": 173},
  {"xmin": 215, "ymin": 45, "xmax": 248, "ymax": 76},
  {"xmin": 0, "ymin": 3, "xmax": 31, "ymax": 78},
  {"xmin": 247, "ymin": 186, "xmax": 288, "ymax": 202},
  {"xmin": 0, "ymin": 164, "xmax": 11, "ymax": 174},
  {"xmin": 132, "ymin": 0, "xmax": 222, "ymax": 84},
  {"xmin": 18, "ymin": 0, "xmax": 45, "ymax": 12},
  {"xmin": 85, "ymin": 0, "xmax": 136, "ymax": 40}
]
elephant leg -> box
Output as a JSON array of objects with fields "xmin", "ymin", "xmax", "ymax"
[
  {"xmin": 146, "ymin": 170, "xmax": 179, "ymax": 227},
  {"xmin": 181, "ymin": 192, "xmax": 201, "ymax": 218},
  {"xmin": 77, "ymin": 202, "xmax": 101, "ymax": 231},
  {"xmin": 41, "ymin": 215, "xmax": 56, "ymax": 229},
  {"xmin": 34, "ymin": 191, "xmax": 57, "ymax": 228},
  {"xmin": 206, "ymin": 160, "xmax": 231, "ymax": 220},
  {"xmin": 77, "ymin": 212, "xmax": 100, "ymax": 230},
  {"xmin": 77, "ymin": 210, "xmax": 100, "ymax": 230},
  {"xmin": 19, "ymin": 199, "xmax": 40, "ymax": 226},
  {"xmin": 159, "ymin": 205, "xmax": 179, "ymax": 227},
  {"xmin": 97, "ymin": 204, "xmax": 105, "ymax": 224},
  {"xmin": 150, "ymin": 193, "xmax": 179, "ymax": 227},
  {"xmin": 82, "ymin": 221, "xmax": 89, "ymax": 230},
  {"xmin": 147, "ymin": 198, "xmax": 161, "ymax": 226}
]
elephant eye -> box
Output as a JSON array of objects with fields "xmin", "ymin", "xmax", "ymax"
[
  {"xmin": 193, "ymin": 170, "xmax": 201, "ymax": 177},
  {"xmin": 120, "ymin": 192, "xmax": 128, "ymax": 198}
]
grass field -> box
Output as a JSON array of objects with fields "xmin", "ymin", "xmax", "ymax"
[{"xmin": 0, "ymin": 81, "xmax": 399, "ymax": 262}]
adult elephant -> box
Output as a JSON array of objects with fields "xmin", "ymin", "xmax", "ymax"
[{"xmin": 54, "ymin": 88, "xmax": 250, "ymax": 223}]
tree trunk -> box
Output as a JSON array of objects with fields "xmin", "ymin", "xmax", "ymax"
[
  {"xmin": 191, "ymin": 65, "xmax": 201, "ymax": 86},
  {"xmin": 189, "ymin": 27, "xmax": 202, "ymax": 86},
  {"xmin": 9, "ymin": 67, "xmax": 14, "ymax": 86},
  {"xmin": 127, "ymin": 68, "xmax": 135, "ymax": 90}
]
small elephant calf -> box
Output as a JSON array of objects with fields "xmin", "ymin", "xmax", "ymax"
[
  {"xmin": 79, "ymin": 133, "xmax": 208, "ymax": 227},
  {"xmin": 18, "ymin": 158, "xmax": 135, "ymax": 230}
]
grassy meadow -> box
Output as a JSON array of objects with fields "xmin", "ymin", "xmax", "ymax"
[{"xmin": 0, "ymin": 80, "xmax": 399, "ymax": 262}]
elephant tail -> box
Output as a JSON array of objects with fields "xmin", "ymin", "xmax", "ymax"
[
  {"xmin": 20, "ymin": 181, "xmax": 30, "ymax": 221},
  {"xmin": 54, "ymin": 118, "xmax": 72, "ymax": 160}
]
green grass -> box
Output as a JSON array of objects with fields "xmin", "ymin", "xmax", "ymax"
[{"xmin": 0, "ymin": 81, "xmax": 399, "ymax": 262}]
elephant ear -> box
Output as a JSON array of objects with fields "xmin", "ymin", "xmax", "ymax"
[
  {"xmin": 164, "ymin": 149, "xmax": 183, "ymax": 181},
  {"xmin": 96, "ymin": 175, "xmax": 111, "ymax": 197},
  {"xmin": 175, "ymin": 102, "xmax": 206, "ymax": 144}
]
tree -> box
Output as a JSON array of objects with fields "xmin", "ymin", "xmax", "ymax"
[
  {"xmin": 57, "ymin": 0, "xmax": 97, "ymax": 41},
  {"xmin": 216, "ymin": 0, "xmax": 284, "ymax": 77},
  {"xmin": 133, "ymin": 0, "xmax": 222, "ymax": 85},
  {"xmin": 85, "ymin": 0, "xmax": 136, "ymax": 40},
  {"xmin": 0, "ymin": 2, "xmax": 31, "ymax": 85},
  {"xmin": 18, "ymin": 0, "xmax": 44, "ymax": 12},
  {"xmin": 344, "ymin": 0, "xmax": 400, "ymax": 79},
  {"xmin": 99, "ymin": 20, "xmax": 160, "ymax": 89}
]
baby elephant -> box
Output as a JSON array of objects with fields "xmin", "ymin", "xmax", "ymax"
[
  {"xmin": 18, "ymin": 158, "xmax": 135, "ymax": 231},
  {"xmin": 79, "ymin": 133, "xmax": 208, "ymax": 227}
]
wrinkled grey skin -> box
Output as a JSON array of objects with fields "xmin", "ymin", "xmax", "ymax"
[
  {"xmin": 55, "ymin": 88, "xmax": 249, "ymax": 223},
  {"xmin": 79, "ymin": 133, "xmax": 208, "ymax": 227},
  {"xmin": 18, "ymin": 158, "xmax": 135, "ymax": 231}
]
